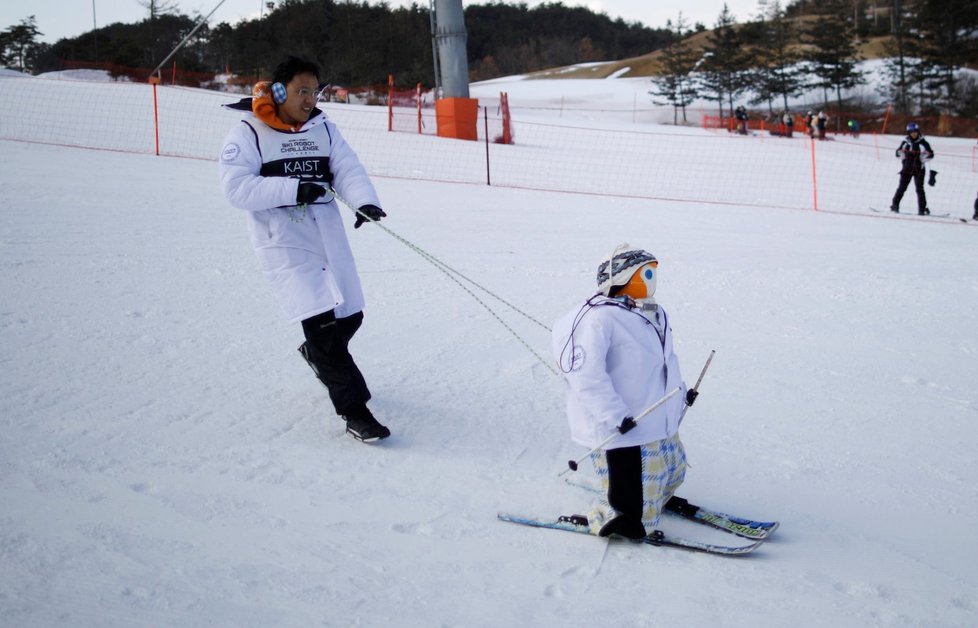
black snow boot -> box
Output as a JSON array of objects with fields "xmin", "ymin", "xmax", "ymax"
[
  {"xmin": 597, "ymin": 513, "xmax": 647, "ymax": 540},
  {"xmin": 918, "ymin": 208, "xmax": 930, "ymax": 216},
  {"xmin": 343, "ymin": 406, "xmax": 390, "ymax": 443},
  {"xmin": 890, "ymin": 205, "xmax": 899, "ymax": 213}
]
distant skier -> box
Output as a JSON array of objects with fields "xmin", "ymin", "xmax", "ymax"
[
  {"xmin": 734, "ymin": 106, "xmax": 748, "ymax": 135},
  {"xmin": 816, "ymin": 111, "xmax": 828, "ymax": 140},
  {"xmin": 890, "ymin": 122, "xmax": 934, "ymax": 215},
  {"xmin": 218, "ymin": 55, "xmax": 391, "ymax": 443},
  {"xmin": 551, "ymin": 244, "xmax": 696, "ymax": 540}
]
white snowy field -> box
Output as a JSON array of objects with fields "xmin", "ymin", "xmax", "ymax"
[{"xmin": 2, "ymin": 76, "xmax": 978, "ymax": 626}]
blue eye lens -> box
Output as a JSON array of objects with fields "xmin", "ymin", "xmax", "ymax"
[{"xmin": 644, "ymin": 269, "xmax": 654, "ymax": 279}]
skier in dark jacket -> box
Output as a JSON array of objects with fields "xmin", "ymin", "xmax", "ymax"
[
  {"xmin": 734, "ymin": 106, "xmax": 748, "ymax": 135},
  {"xmin": 890, "ymin": 122, "xmax": 934, "ymax": 215}
]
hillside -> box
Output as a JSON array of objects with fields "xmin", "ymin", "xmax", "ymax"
[{"xmin": 527, "ymin": 29, "xmax": 894, "ymax": 80}]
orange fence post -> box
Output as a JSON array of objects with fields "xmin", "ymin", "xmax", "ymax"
[
  {"xmin": 387, "ymin": 75, "xmax": 393, "ymax": 132},
  {"xmin": 881, "ymin": 104, "xmax": 892, "ymax": 136},
  {"xmin": 500, "ymin": 92, "xmax": 512, "ymax": 145},
  {"xmin": 148, "ymin": 79, "xmax": 161, "ymax": 156}
]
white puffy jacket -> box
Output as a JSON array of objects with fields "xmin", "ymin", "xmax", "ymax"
[
  {"xmin": 219, "ymin": 109, "xmax": 381, "ymax": 323},
  {"xmin": 551, "ymin": 296, "xmax": 686, "ymax": 449}
]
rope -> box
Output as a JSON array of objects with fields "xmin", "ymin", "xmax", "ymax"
[{"xmin": 330, "ymin": 190, "xmax": 558, "ymax": 375}]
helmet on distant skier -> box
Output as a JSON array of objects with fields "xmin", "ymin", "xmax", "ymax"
[
  {"xmin": 907, "ymin": 122, "xmax": 920, "ymax": 133},
  {"xmin": 596, "ymin": 243, "xmax": 658, "ymax": 300}
]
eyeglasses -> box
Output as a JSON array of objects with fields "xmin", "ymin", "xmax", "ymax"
[{"xmin": 292, "ymin": 84, "xmax": 330, "ymax": 101}]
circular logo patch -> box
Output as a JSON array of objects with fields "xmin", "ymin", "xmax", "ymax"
[
  {"xmin": 221, "ymin": 143, "xmax": 240, "ymax": 161},
  {"xmin": 568, "ymin": 346, "xmax": 586, "ymax": 372}
]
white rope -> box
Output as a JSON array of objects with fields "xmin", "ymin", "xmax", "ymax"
[{"xmin": 331, "ymin": 190, "xmax": 558, "ymax": 375}]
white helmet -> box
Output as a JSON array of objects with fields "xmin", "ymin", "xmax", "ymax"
[{"xmin": 596, "ymin": 243, "xmax": 658, "ymax": 298}]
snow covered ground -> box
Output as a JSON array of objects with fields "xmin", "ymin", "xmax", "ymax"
[{"xmin": 2, "ymin": 69, "xmax": 978, "ymax": 627}]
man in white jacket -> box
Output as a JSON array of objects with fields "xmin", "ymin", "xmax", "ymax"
[
  {"xmin": 551, "ymin": 244, "xmax": 696, "ymax": 539},
  {"xmin": 219, "ymin": 56, "xmax": 389, "ymax": 443}
]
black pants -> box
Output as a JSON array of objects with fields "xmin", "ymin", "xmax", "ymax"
[
  {"xmin": 604, "ymin": 446, "xmax": 646, "ymax": 537},
  {"xmin": 892, "ymin": 168, "xmax": 927, "ymax": 212},
  {"xmin": 300, "ymin": 310, "xmax": 370, "ymax": 416}
]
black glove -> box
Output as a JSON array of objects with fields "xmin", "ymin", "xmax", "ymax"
[
  {"xmin": 296, "ymin": 182, "xmax": 327, "ymax": 206},
  {"xmin": 354, "ymin": 204, "xmax": 387, "ymax": 229},
  {"xmin": 617, "ymin": 417, "xmax": 636, "ymax": 435},
  {"xmin": 686, "ymin": 389, "xmax": 699, "ymax": 407},
  {"xmin": 928, "ymin": 170, "xmax": 938, "ymax": 187}
]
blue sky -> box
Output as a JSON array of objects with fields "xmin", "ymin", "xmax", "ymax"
[{"xmin": 4, "ymin": 0, "xmax": 763, "ymax": 44}]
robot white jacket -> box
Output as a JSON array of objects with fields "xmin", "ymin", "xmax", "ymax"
[
  {"xmin": 552, "ymin": 296, "xmax": 687, "ymax": 450},
  {"xmin": 219, "ymin": 109, "xmax": 381, "ymax": 323}
]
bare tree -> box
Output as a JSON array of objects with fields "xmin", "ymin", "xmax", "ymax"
[
  {"xmin": 137, "ymin": 0, "xmax": 179, "ymax": 19},
  {"xmin": 137, "ymin": 0, "xmax": 179, "ymax": 64}
]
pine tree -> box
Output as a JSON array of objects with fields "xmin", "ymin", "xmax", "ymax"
[
  {"xmin": 913, "ymin": 0, "xmax": 978, "ymax": 115},
  {"xmin": 748, "ymin": 0, "xmax": 806, "ymax": 114},
  {"xmin": 803, "ymin": 0, "xmax": 864, "ymax": 130},
  {"xmin": 649, "ymin": 14, "xmax": 702, "ymax": 124},
  {"xmin": 699, "ymin": 3, "xmax": 751, "ymax": 119},
  {"xmin": 1, "ymin": 15, "xmax": 43, "ymax": 73}
]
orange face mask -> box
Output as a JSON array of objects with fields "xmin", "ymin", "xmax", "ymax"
[{"xmin": 616, "ymin": 262, "xmax": 658, "ymax": 300}]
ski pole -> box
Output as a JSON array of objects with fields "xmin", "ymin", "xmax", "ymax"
[
  {"xmin": 558, "ymin": 386, "xmax": 681, "ymax": 477},
  {"xmin": 679, "ymin": 350, "xmax": 715, "ymax": 425}
]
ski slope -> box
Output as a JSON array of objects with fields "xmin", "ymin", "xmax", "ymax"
[{"xmin": 2, "ymin": 73, "xmax": 978, "ymax": 627}]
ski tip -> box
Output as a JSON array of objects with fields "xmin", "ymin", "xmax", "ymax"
[
  {"xmin": 660, "ymin": 535, "xmax": 767, "ymax": 555},
  {"xmin": 729, "ymin": 540, "xmax": 766, "ymax": 555}
]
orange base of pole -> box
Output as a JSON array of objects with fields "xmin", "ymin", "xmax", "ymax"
[{"xmin": 435, "ymin": 97, "xmax": 479, "ymax": 141}]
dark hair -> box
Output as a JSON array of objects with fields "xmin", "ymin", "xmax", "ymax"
[{"xmin": 272, "ymin": 55, "xmax": 320, "ymax": 85}]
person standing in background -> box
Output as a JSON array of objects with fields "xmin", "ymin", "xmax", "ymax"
[{"xmin": 890, "ymin": 122, "xmax": 934, "ymax": 216}]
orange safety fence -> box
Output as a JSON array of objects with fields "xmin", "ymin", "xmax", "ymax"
[
  {"xmin": 704, "ymin": 110, "xmax": 978, "ymax": 139},
  {"xmin": 3, "ymin": 65, "xmax": 977, "ymax": 219}
]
